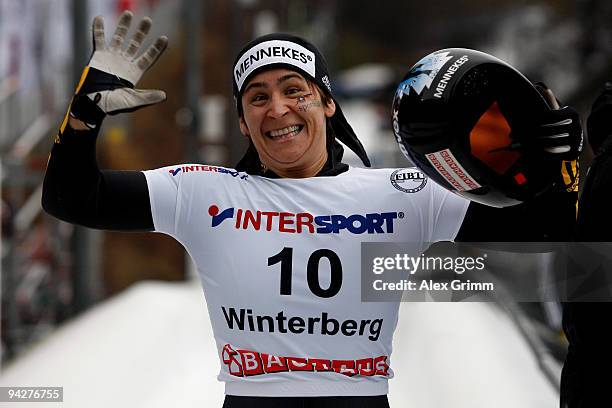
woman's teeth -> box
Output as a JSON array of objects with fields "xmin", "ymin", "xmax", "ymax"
[{"xmin": 268, "ymin": 125, "xmax": 303, "ymax": 140}]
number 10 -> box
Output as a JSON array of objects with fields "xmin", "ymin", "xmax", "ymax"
[{"xmin": 267, "ymin": 247, "xmax": 342, "ymax": 298}]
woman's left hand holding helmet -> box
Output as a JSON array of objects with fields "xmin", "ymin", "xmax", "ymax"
[{"xmin": 522, "ymin": 83, "xmax": 584, "ymax": 161}]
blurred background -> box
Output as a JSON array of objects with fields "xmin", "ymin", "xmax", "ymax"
[{"xmin": 0, "ymin": 0, "xmax": 611, "ymax": 406}]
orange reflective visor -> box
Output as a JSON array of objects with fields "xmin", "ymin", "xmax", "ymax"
[{"xmin": 469, "ymin": 102, "xmax": 520, "ymax": 175}]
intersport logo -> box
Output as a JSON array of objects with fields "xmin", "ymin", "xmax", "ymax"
[{"xmin": 208, "ymin": 205, "xmax": 402, "ymax": 234}]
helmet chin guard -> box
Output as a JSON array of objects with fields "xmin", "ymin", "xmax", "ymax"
[{"xmin": 392, "ymin": 48, "xmax": 558, "ymax": 208}]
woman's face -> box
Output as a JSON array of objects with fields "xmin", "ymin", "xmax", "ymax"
[{"xmin": 239, "ymin": 68, "xmax": 336, "ymax": 178}]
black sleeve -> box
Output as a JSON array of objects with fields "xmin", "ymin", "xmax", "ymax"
[
  {"xmin": 42, "ymin": 124, "xmax": 154, "ymax": 231},
  {"xmin": 456, "ymin": 185, "xmax": 577, "ymax": 242}
]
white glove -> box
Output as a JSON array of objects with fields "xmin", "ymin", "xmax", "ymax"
[{"xmin": 68, "ymin": 10, "xmax": 168, "ymax": 129}]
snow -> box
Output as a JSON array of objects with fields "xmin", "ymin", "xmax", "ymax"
[{"xmin": 0, "ymin": 280, "xmax": 558, "ymax": 407}]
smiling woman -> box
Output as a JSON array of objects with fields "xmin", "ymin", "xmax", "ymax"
[
  {"xmin": 41, "ymin": 10, "xmax": 581, "ymax": 408},
  {"xmin": 41, "ymin": 14, "xmax": 472, "ymax": 406},
  {"xmin": 232, "ymin": 33, "xmax": 372, "ymax": 179},
  {"xmin": 238, "ymin": 69, "xmax": 334, "ymax": 177}
]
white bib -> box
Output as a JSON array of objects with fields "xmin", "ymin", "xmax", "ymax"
[{"xmin": 144, "ymin": 165, "xmax": 469, "ymax": 396}]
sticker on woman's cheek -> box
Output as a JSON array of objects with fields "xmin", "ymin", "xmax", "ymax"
[{"xmin": 296, "ymin": 94, "xmax": 322, "ymax": 112}]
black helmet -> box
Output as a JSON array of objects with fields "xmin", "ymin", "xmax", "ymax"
[{"xmin": 392, "ymin": 48, "xmax": 559, "ymax": 208}]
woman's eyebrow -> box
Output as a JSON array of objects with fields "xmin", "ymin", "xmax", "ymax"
[
  {"xmin": 244, "ymin": 74, "xmax": 304, "ymax": 94},
  {"xmin": 278, "ymin": 73, "xmax": 304, "ymax": 84},
  {"xmin": 243, "ymin": 81, "xmax": 268, "ymax": 94}
]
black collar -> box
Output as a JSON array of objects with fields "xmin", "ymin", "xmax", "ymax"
[
  {"xmin": 236, "ymin": 131, "xmax": 350, "ymax": 178},
  {"xmin": 260, "ymin": 140, "xmax": 348, "ymax": 178}
]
